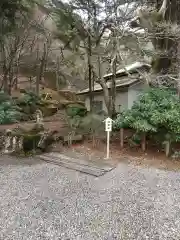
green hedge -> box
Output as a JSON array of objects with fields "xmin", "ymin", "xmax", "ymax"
[{"xmin": 114, "ymin": 87, "xmax": 180, "ymax": 142}]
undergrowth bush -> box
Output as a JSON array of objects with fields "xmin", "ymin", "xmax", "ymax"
[
  {"xmin": 66, "ymin": 103, "xmax": 87, "ymax": 117},
  {"xmin": 16, "ymin": 90, "xmax": 58, "ymax": 118},
  {"xmin": 16, "ymin": 90, "xmax": 41, "ymax": 108},
  {"xmin": 66, "ymin": 108, "xmax": 105, "ymax": 141},
  {"xmin": 15, "ymin": 91, "xmax": 43, "ymax": 119},
  {"xmin": 79, "ymin": 113, "xmax": 105, "ymax": 136},
  {"xmin": 114, "ymin": 87, "xmax": 180, "ymax": 143},
  {"xmin": 0, "ymin": 90, "xmax": 58, "ymax": 124},
  {"xmin": 0, "ymin": 92, "xmax": 23, "ymax": 124}
]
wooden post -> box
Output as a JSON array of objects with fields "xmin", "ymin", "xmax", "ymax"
[
  {"xmin": 165, "ymin": 141, "xmax": 171, "ymax": 157},
  {"xmin": 12, "ymin": 137, "xmax": 17, "ymax": 152},
  {"xmin": 29, "ymin": 76, "xmax": 32, "ymax": 90},
  {"xmin": 4, "ymin": 136, "xmax": 11, "ymax": 153},
  {"xmin": 106, "ymin": 131, "xmax": 110, "ymax": 159},
  {"xmin": 92, "ymin": 134, "xmax": 95, "ymax": 148},
  {"xmin": 141, "ymin": 132, "xmax": 146, "ymax": 152},
  {"xmin": 18, "ymin": 137, "xmax": 23, "ymax": 150},
  {"xmin": 120, "ymin": 128, "xmax": 124, "ymax": 148}
]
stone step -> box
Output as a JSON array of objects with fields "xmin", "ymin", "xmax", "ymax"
[
  {"xmin": 46, "ymin": 152, "xmax": 114, "ymax": 171},
  {"xmin": 39, "ymin": 155, "xmax": 106, "ymax": 176},
  {"xmin": 38, "ymin": 152, "xmax": 115, "ymax": 177}
]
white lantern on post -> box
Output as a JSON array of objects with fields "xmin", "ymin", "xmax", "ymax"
[
  {"xmin": 103, "ymin": 117, "xmax": 114, "ymax": 159},
  {"xmin": 105, "ymin": 117, "xmax": 113, "ymax": 132}
]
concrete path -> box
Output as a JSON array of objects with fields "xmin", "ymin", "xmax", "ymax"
[{"xmin": 0, "ymin": 156, "xmax": 180, "ymax": 239}]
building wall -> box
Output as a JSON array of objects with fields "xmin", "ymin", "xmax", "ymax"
[
  {"xmin": 84, "ymin": 90, "xmax": 128, "ymax": 113},
  {"xmin": 128, "ymin": 82, "xmax": 146, "ymax": 108},
  {"xmin": 83, "ymin": 82, "xmax": 147, "ymax": 113},
  {"xmin": 115, "ymin": 91, "xmax": 128, "ymax": 112},
  {"xmin": 85, "ymin": 93, "xmax": 106, "ymax": 112}
]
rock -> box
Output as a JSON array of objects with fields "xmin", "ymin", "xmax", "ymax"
[
  {"xmin": 40, "ymin": 106, "xmax": 57, "ymax": 117},
  {"xmin": 40, "ymin": 88, "xmax": 66, "ymax": 103},
  {"xmin": 0, "ymin": 134, "xmax": 5, "ymax": 150},
  {"xmin": 37, "ymin": 130, "xmax": 58, "ymax": 152},
  {"xmin": 0, "ymin": 121, "xmax": 60, "ymax": 155},
  {"xmin": 23, "ymin": 134, "xmax": 41, "ymax": 153},
  {"xmin": 58, "ymin": 90, "xmax": 79, "ymax": 101},
  {"xmin": 61, "ymin": 100, "xmax": 85, "ymax": 108},
  {"xmin": 8, "ymin": 123, "xmax": 45, "ymax": 153}
]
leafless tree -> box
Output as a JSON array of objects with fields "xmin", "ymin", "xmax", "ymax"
[{"xmin": 131, "ymin": 0, "xmax": 180, "ymax": 93}]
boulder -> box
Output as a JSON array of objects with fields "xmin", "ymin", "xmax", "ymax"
[
  {"xmin": 40, "ymin": 105, "xmax": 57, "ymax": 117},
  {"xmin": 10, "ymin": 123, "xmax": 45, "ymax": 153},
  {"xmin": 58, "ymin": 90, "xmax": 79, "ymax": 101},
  {"xmin": 61, "ymin": 100, "xmax": 85, "ymax": 108},
  {"xmin": 38, "ymin": 130, "xmax": 58, "ymax": 152},
  {"xmin": 41, "ymin": 88, "xmax": 66, "ymax": 102}
]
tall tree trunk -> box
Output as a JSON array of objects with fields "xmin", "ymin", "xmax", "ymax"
[
  {"xmin": 87, "ymin": 32, "xmax": 93, "ymax": 112},
  {"xmin": 154, "ymin": 0, "xmax": 180, "ymax": 83},
  {"xmin": 96, "ymin": 55, "xmax": 111, "ymax": 116},
  {"xmin": 56, "ymin": 57, "xmax": 60, "ymax": 91},
  {"xmin": 137, "ymin": 0, "xmax": 180, "ymax": 88},
  {"xmin": 157, "ymin": 0, "xmax": 180, "ymax": 23},
  {"xmin": 99, "ymin": 80, "xmax": 111, "ymax": 116},
  {"xmin": 8, "ymin": 64, "xmax": 14, "ymax": 95},
  {"xmin": 87, "ymin": 0, "xmax": 93, "ymax": 112},
  {"xmin": 36, "ymin": 43, "xmax": 47, "ymax": 95},
  {"xmin": 1, "ymin": 43, "xmax": 9, "ymax": 93},
  {"xmin": 3, "ymin": 65, "xmax": 9, "ymax": 94},
  {"xmin": 110, "ymin": 56, "xmax": 117, "ymax": 117}
]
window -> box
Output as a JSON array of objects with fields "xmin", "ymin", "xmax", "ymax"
[{"xmin": 92, "ymin": 100, "xmax": 103, "ymax": 112}]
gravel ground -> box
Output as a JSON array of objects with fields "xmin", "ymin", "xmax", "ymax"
[{"xmin": 1, "ymin": 156, "xmax": 180, "ymax": 240}]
